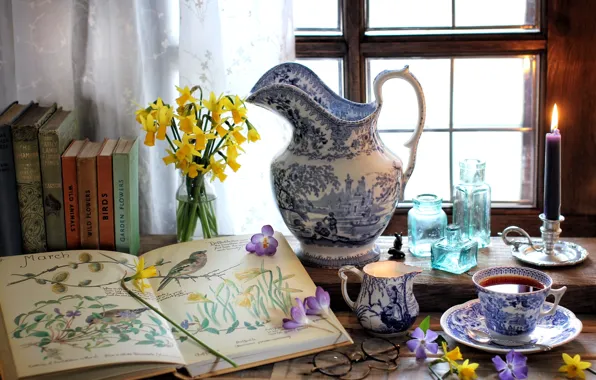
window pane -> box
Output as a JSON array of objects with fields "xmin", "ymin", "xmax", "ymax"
[
  {"xmin": 296, "ymin": 58, "xmax": 344, "ymax": 96},
  {"xmin": 368, "ymin": 0, "xmax": 452, "ymax": 29},
  {"xmin": 380, "ymin": 132, "xmax": 451, "ymax": 202},
  {"xmin": 456, "ymin": 0, "xmax": 536, "ymax": 27},
  {"xmin": 294, "ymin": 0, "xmax": 341, "ymax": 35},
  {"xmin": 452, "ymin": 132, "xmax": 534, "ymax": 203},
  {"xmin": 367, "ymin": 59, "xmax": 450, "ymax": 130},
  {"xmin": 453, "ymin": 57, "xmax": 535, "ymax": 129}
]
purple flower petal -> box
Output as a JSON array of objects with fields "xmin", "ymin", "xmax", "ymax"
[
  {"xmin": 426, "ymin": 342, "xmax": 438, "ymax": 354},
  {"xmin": 251, "ymin": 233, "xmax": 265, "ymax": 244},
  {"xmin": 512, "ymin": 365, "xmax": 528, "ymax": 379},
  {"xmin": 315, "ymin": 287, "xmax": 330, "ymax": 309},
  {"xmin": 415, "ymin": 344, "xmax": 427, "ymax": 359},
  {"xmin": 498, "ymin": 370, "xmax": 515, "ymax": 380},
  {"xmin": 282, "ymin": 320, "xmax": 302, "ymax": 329},
  {"xmin": 510, "ymin": 350, "xmax": 527, "ymax": 367},
  {"xmin": 305, "ymin": 296, "xmax": 321, "ymax": 311},
  {"xmin": 262, "ymin": 244, "xmax": 277, "ymax": 255},
  {"xmin": 406, "ymin": 339, "xmax": 420, "ymax": 353},
  {"xmin": 410, "ymin": 327, "xmax": 424, "ymax": 340},
  {"xmin": 425, "ymin": 329, "xmax": 438, "ymax": 342},
  {"xmin": 492, "ymin": 355, "xmax": 508, "ymax": 372},
  {"xmin": 246, "ymin": 242, "xmax": 256, "ymax": 252},
  {"xmin": 268, "ymin": 236, "xmax": 279, "ymax": 248},
  {"xmin": 261, "ymin": 225, "xmax": 274, "ymax": 237}
]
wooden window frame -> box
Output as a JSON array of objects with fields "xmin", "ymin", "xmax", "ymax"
[{"xmin": 295, "ymin": 0, "xmax": 596, "ymax": 236}]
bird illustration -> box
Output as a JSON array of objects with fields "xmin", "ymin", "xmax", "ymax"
[
  {"xmin": 85, "ymin": 307, "xmax": 149, "ymax": 325},
  {"xmin": 157, "ymin": 250, "xmax": 208, "ymax": 292}
]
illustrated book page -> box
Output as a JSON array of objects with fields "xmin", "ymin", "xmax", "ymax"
[
  {"xmin": 142, "ymin": 233, "xmax": 352, "ymax": 378},
  {"xmin": 0, "ymin": 250, "xmax": 185, "ymax": 379}
]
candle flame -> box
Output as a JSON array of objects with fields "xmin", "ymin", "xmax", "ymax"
[{"xmin": 551, "ymin": 104, "xmax": 559, "ymax": 132}]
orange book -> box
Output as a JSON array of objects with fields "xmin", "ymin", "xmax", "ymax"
[
  {"xmin": 97, "ymin": 139, "xmax": 117, "ymax": 250},
  {"xmin": 76, "ymin": 141, "xmax": 103, "ymax": 249},
  {"xmin": 61, "ymin": 139, "xmax": 88, "ymax": 249}
]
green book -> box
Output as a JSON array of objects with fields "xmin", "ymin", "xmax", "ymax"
[
  {"xmin": 11, "ymin": 104, "xmax": 57, "ymax": 253},
  {"xmin": 38, "ymin": 110, "xmax": 79, "ymax": 251},
  {"xmin": 112, "ymin": 137, "xmax": 139, "ymax": 255}
]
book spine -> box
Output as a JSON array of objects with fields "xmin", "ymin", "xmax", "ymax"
[
  {"xmin": 112, "ymin": 154, "xmax": 129, "ymax": 254},
  {"xmin": 39, "ymin": 132, "xmax": 67, "ymax": 251},
  {"xmin": 97, "ymin": 154, "xmax": 115, "ymax": 250},
  {"xmin": 61, "ymin": 155, "xmax": 80, "ymax": 249},
  {"xmin": 129, "ymin": 141, "xmax": 140, "ymax": 256},
  {"xmin": 0, "ymin": 125, "xmax": 22, "ymax": 255},
  {"xmin": 12, "ymin": 126, "xmax": 46, "ymax": 253},
  {"xmin": 77, "ymin": 157, "xmax": 99, "ymax": 249}
]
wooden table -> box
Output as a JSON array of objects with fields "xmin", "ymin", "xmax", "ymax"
[{"xmin": 141, "ymin": 235, "xmax": 595, "ymax": 379}]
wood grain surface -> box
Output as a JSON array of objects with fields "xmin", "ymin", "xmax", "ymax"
[{"xmin": 141, "ymin": 235, "xmax": 595, "ymax": 314}]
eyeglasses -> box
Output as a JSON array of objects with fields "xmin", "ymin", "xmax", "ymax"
[{"xmin": 309, "ymin": 338, "xmax": 400, "ymax": 379}]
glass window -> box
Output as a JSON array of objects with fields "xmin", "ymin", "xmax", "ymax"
[
  {"xmin": 294, "ymin": 0, "xmax": 342, "ymax": 35},
  {"xmin": 296, "ymin": 58, "xmax": 344, "ymax": 96}
]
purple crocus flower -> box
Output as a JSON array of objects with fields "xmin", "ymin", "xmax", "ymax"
[
  {"xmin": 246, "ymin": 225, "xmax": 278, "ymax": 256},
  {"xmin": 282, "ymin": 298, "xmax": 309, "ymax": 329},
  {"xmin": 304, "ymin": 287, "xmax": 331, "ymax": 316},
  {"xmin": 180, "ymin": 320, "xmax": 190, "ymax": 330},
  {"xmin": 406, "ymin": 327, "xmax": 439, "ymax": 359},
  {"xmin": 65, "ymin": 310, "xmax": 81, "ymax": 318},
  {"xmin": 54, "ymin": 308, "xmax": 62, "ymax": 315},
  {"xmin": 493, "ymin": 350, "xmax": 528, "ymax": 380}
]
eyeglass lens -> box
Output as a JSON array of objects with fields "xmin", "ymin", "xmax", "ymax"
[
  {"xmin": 361, "ymin": 338, "xmax": 399, "ymax": 362},
  {"xmin": 313, "ymin": 351, "xmax": 352, "ymax": 376}
]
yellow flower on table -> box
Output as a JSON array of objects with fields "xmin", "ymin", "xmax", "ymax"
[
  {"xmin": 222, "ymin": 95, "xmax": 247, "ymax": 124},
  {"xmin": 559, "ymin": 353, "xmax": 592, "ymax": 379},
  {"xmin": 140, "ymin": 113, "xmax": 157, "ymax": 146},
  {"xmin": 441, "ymin": 341, "xmax": 463, "ymax": 364},
  {"xmin": 176, "ymin": 85, "xmax": 198, "ymax": 107},
  {"xmin": 203, "ymin": 92, "xmax": 224, "ymax": 125},
  {"xmin": 209, "ymin": 155, "xmax": 227, "ymax": 182},
  {"xmin": 130, "ymin": 257, "xmax": 157, "ymax": 293},
  {"xmin": 456, "ymin": 359, "xmax": 478, "ymax": 380}
]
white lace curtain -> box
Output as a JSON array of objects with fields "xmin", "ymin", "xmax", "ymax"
[{"xmin": 0, "ymin": 0, "xmax": 294, "ymax": 235}]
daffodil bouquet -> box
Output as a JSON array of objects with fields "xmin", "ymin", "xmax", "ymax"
[{"xmin": 135, "ymin": 86, "xmax": 260, "ymax": 241}]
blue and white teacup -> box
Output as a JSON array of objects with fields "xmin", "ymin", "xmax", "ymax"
[{"xmin": 472, "ymin": 266, "xmax": 567, "ymax": 339}]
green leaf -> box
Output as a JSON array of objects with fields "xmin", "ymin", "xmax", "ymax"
[
  {"xmin": 34, "ymin": 301, "xmax": 47, "ymax": 307},
  {"xmin": 44, "ymin": 300, "xmax": 60, "ymax": 304},
  {"xmin": 246, "ymin": 325, "xmax": 256, "ymax": 330},
  {"xmin": 419, "ymin": 315, "xmax": 431, "ymax": 333},
  {"xmin": 67, "ymin": 331, "xmax": 76, "ymax": 338},
  {"xmin": 88, "ymin": 304, "xmax": 103, "ymax": 309},
  {"xmin": 244, "ymin": 321, "xmax": 252, "ymax": 328},
  {"xmin": 26, "ymin": 323, "xmax": 38, "ymax": 332},
  {"xmin": 215, "ymin": 282, "xmax": 225, "ymax": 296},
  {"xmin": 110, "ymin": 326, "xmax": 121, "ymax": 334},
  {"xmin": 84, "ymin": 296, "xmax": 96, "ymax": 301},
  {"xmin": 149, "ymin": 315, "xmax": 162, "ymax": 326},
  {"xmin": 102, "ymin": 304, "xmax": 118, "ymax": 309},
  {"xmin": 14, "ymin": 313, "xmax": 26, "ymax": 326},
  {"xmin": 226, "ymin": 320, "xmax": 239, "ymax": 334},
  {"xmin": 33, "ymin": 314, "xmax": 46, "ymax": 323},
  {"xmin": 31, "ymin": 331, "xmax": 50, "ymax": 338},
  {"xmin": 35, "ymin": 278, "xmax": 47, "ymax": 285},
  {"xmin": 201, "ymin": 319, "xmax": 209, "ymax": 329},
  {"xmin": 118, "ymin": 334, "xmax": 130, "ymax": 342},
  {"xmin": 39, "ymin": 337, "xmax": 51, "ymax": 347},
  {"xmin": 136, "ymin": 340, "xmax": 154, "ymax": 345},
  {"xmin": 179, "ymin": 336, "xmax": 188, "ymax": 343},
  {"xmin": 204, "ymin": 328, "xmax": 220, "ymax": 335},
  {"xmin": 79, "ymin": 280, "xmax": 92, "ymax": 286},
  {"xmin": 13, "ymin": 330, "xmax": 22, "ymax": 339},
  {"xmin": 23, "ymin": 273, "xmax": 35, "ymax": 278},
  {"xmin": 145, "ymin": 333, "xmax": 155, "ymax": 341},
  {"xmin": 435, "ymin": 334, "xmax": 448, "ymax": 348}
]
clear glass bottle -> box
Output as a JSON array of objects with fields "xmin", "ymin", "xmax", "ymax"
[
  {"xmin": 453, "ymin": 159, "xmax": 491, "ymax": 248},
  {"xmin": 431, "ymin": 224, "xmax": 478, "ymax": 274},
  {"xmin": 408, "ymin": 194, "xmax": 447, "ymax": 257}
]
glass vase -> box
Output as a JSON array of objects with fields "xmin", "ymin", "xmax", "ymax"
[
  {"xmin": 175, "ymin": 172, "xmax": 218, "ymax": 242},
  {"xmin": 453, "ymin": 159, "xmax": 491, "ymax": 248},
  {"xmin": 431, "ymin": 224, "xmax": 478, "ymax": 274},
  {"xmin": 407, "ymin": 194, "xmax": 447, "ymax": 257}
]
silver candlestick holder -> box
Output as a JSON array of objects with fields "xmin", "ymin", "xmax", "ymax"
[{"xmin": 500, "ymin": 213, "xmax": 589, "ymax": 267}]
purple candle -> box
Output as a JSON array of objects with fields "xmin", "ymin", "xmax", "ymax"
[{"xmin": 544, "ymin": 104, "xmax": 561, "ymax": 220}]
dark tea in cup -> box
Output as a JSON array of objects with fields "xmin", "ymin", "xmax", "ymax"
[{"xmin": 478, "ymin": 275, "xmax": 545, "ymax": 294}]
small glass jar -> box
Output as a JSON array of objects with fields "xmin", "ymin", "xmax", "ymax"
[
  {"xmin": 431, "ymin": 224, "xmax": 478, "ymax": 274},
  {"xmin": 453, "ymin": 159, "xmax": 491, "ymax": 248},
  {"xmin": 408, "ymin": 194, "xmax": 447, "ymax": 257}
]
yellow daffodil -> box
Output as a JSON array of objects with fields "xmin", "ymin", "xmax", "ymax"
[
  {"xmin": 235, "ymin": 268, "xmax": 262, "ymax": 281},
  {"xmin": 175, "ymin": 85, "xmax": 198, "ymax": 107},
  {"xmin": 162, "ymin": 149, "xmax": 178, "ymax": 166},
  {"xmin": 209, "ymin": 155, "xmax": 227, "ymax": 182},
  {"xmin": 187, "ymin": 293, "xmax": 213, "ymax": 303},
  {"xmin": 135, "ymin": 107, "xmax": 149, "ymax": 124},
  {"xmin": 560, "ymin": 353, "xmax": 592, "ymax": 379},
  {"xmin": 176, "ymin": 112, "xmax": 198, "ymax": 134},
  {"xmin": 456, "ymin": 359, "xmax": 479, "ymax": 380},
  {"xmin": 226, "ymin": 144, "xmax": 241, "ymax": 172},
  {"xmin": 156, "ymin": 105, "xmax": 174, "ymax": 141},
  {"xmin": 190, "ymin": 126, "xmax": 215, "ymax": 151},
  {"xmin": 174, "ymin": 134, "xmax": 201, "ymax": 162},
  {"xmin": 231, "ymin": 126, "xmax": 247, "ymax": 145},
  {"xmin": 247, "ymin": 127, "xmax": 260, "ymax": 143},
  {"xmin": 441, "ymin": 341, "xmax": 463, "ymax": 363},
  {"xmin": 185, "ymin": 162, "xmax": 205, "ymax": 179},
  {"xmin": 236, "ymin": 289, "xmax": 253, "ymax": 307},
  {"xmin": 140, "ymin": 113, "xmax": 157, "ymax": 146},
  {"xmin": 222, "ymin": 95, "xmax": 247, "ymax": 124},
  {"xmin": 130, "ymin": 257, "xmax": 157, "ymax": 293},
  {"xmin": 203, "ymin": 92, "xmax": 224, "ymax": 125},
  {"xmin": 215, "ymin": 123, "xmax": 228, "ymax": 138}
]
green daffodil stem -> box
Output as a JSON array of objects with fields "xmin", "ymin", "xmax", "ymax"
[
  {"xmin": 120, "ymin": 278, "xmax": 237, "ymax": 367},
  {"xmin": 587, "ymin": 367, "xmax": 596, "ymax": 376}
]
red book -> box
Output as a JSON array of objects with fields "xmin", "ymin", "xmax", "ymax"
[
  {"xmin": 76, "ymin": 141, "xmax": 103, "ymax": 249},
  {"xmin": 97, "ymin": 139, "xmax": 117, "ymax": 250},
  {"xmin": 61, "ymin": 139, "xmax": 88, "ymax": 249}
]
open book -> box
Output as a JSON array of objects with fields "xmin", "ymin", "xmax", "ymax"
[{"xmin": 0, "ymin": 233, "xmax": 352, "ymax": 380}]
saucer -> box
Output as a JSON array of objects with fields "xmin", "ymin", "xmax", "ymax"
[{"xmin": 440, "ymin": 299, "xmax": 582, "ymax": 354}]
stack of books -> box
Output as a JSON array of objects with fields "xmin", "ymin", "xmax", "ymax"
[{"xmin": 0, "ymin": 102, "xmax": 139, "ymax": 256}]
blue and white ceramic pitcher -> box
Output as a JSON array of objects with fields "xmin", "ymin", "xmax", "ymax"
[
  {"xmin": 247, "ymin": 63, "xmax": 426, "ymax": 268},
  {"xmin": 338, "ymin": 261, "xmax": 422, "ymax": 336}
]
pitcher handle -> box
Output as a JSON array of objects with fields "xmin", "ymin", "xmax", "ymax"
[
  {"xmin": 373, "ymin": 66, "xmax": 426, "ymax": 201},
  {"xmin": 338, "ymin": 265, "xmax": 364, "ymax": 311},
  {"xmin": 539, "ymin": 286, "xmax": 567, "ymax": 317}
]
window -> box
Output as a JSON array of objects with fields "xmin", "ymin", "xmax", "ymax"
[{"xmin": 293, "ymin": 0, "xmax": 543, "ymax": 208}]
